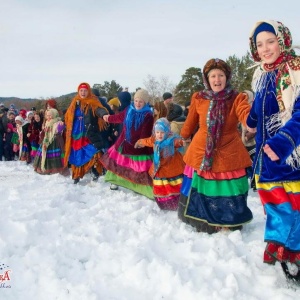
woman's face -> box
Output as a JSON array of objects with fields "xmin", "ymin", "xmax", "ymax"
[
  {"xmin": 256, "ymin": 31, "xmax": 280, "ymax": 64},
  {"xmin": 79, "ymin": 88, "xmax": 88, "ymax": 99},
  {"xmin": 134, "ymin": 98, "xmax": 146, "ymax": 110},
  {"xmin": 208, "ymin": 69, "xmax": 226, "ymax": 92},
  {"xmin": 45, "ymin": 111, "xmax": 52, "ymax": 121},
  {"xmin": 34, "ymin": 114, "xmax": 40, "ymax": 122}
]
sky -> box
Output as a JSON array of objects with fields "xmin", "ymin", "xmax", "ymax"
[
  {"xmin": 1, "ymin": 161, "xmax": 300, "ymax": 299},
  {"xmin": 0, "ymin": 0, "xmax": 299, "ymax": 99}
]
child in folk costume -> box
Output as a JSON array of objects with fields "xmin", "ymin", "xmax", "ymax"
[
  {"xmin": 135, "ymin": 118, "xmax": 185, "ymax": 210},
  {"xmin": 33, "ymin": 108, "xmax": 69, "ymax": 175},
  {"xmin": 15, "ymin": 116, "xmax": 31, "ymax": 163},
  {"xmin": 28, "ymin": 112, "xmax": 43, "ymax": 159}
]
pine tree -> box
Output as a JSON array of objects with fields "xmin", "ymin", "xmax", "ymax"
[
  {"xmin": 174, "ymin": 67, "xmax": 204, "ymax": 105},
  {"xmin": 226, "ymin": 52, "xmax": 255, "ymax": 92}
]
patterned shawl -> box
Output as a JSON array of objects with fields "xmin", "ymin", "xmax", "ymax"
[{"xmin": 198, "ymin": 67, "xmax": 238, "ymax": 170}]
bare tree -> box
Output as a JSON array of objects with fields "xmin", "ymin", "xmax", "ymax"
[{"xmin": 143, "ymin": 75, "xmax": 175, "ymax": 104}]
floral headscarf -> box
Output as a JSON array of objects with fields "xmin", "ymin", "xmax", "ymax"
[{"xmin": 249, "ymin": 20, "xmax": 300, "ymax": 168}]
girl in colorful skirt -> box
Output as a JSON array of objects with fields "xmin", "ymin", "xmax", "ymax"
[
  {"xmin": 15, "ymin": 116, "xmax": 31, "ymax": 163},
  {"xmin": 33, "ymin": 108, "xmax": 68, "ymax": 175},
  {"xmin": 28, "ymin": 112, "xmax": 43, "ymax": 160},
  {"xmin": 178, "ymin": 58, "xmax": 253, "ymax": 234},
  {"xmin": 247, "ymin": 20, "xmax": 300, "ymax": 280},
  {"xmin": 102, "ymin": 89, "xmax": 154, "ymax": 198},
  {"xmin": 135, "ymin": 118, "xmax": 185, "ymax": 210}
]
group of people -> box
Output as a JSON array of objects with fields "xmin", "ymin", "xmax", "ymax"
[{"xmin": 1, "ymin": 19, "xmax": 300, "ymax": 281}]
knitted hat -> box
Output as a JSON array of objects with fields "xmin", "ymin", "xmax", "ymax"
[
  {"xmin": 78, "ymin": 83, "xmax": 89, "ymax": 91},
  {"xmin": 7, "ymin": 123, "xmax": 14, "ymax": 131},
  {"xmin": 19, "ymin": 109, "xmax": 27, "ymax": 119},
  {"xmin": 163, "ymin": 92, "xmax": 173, "ymax": 101},
  {"xmin": 46, "ymin": 99, "xmax": 57, "ymax": 109},
  {"xmin": 134, "ymin": 89, "xmax": 150, "ymax": 103},
  {"xmin": 108, "ymin": 97, "xmax": 120, "ymax": 107},
  {"xmin": 26, "ymin": 111, "xmax": 34, "ymax": 118},
  {"xmin": 118, "ymin": 91, "xmax": 131, "ymax": 111},
  {"xmin": 253, "ymin": 22, "xmax": 276, "ymax": 45},
  {"xmin": 92, "ymin": 88, "xmax": 100, "ymax": 97},
  {"xmin": 15, "ymin": 116, "xmax": 24, "ymax": 124}
]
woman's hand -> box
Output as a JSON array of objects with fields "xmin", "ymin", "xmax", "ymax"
[
  {"xmin": 246, "ymin": 126, "xmax": 256, "ymax": 133},
  {"xmin": 103, "ymin": 115, "xmax": 109, "ymax": 122},
  {"xmin": 263, "ymin": 144, "xmax": 279, "ymax": 161}
]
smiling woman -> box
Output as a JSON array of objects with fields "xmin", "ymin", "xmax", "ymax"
[
  {"xmin": 178, "ymin": 58, "xmax": 253, "ymax": 234},
  {"xmin": 247, "ymin": 20, "xmax": 300, "ymax": 281}
]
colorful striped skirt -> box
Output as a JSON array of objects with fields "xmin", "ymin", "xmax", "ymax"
[
  {"xmin": 178, "ymin": 165, "xmax": 252, "ymax": 228},
  {"xmin": 33, "ymin": 137, "xmax": 68, "ymax": 175},
  {"xmin": 153, "ymin": 174, "xmax": 183, "ymax": 210},
  {"xmin": 101, "ymin": 146, "xmax": 153, "ymax": 199},
  {"xmin": 256, "ymin": 176, "xmax": 300, "ymax": 253}
]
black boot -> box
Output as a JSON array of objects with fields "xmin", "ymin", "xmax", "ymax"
[
  {"xmin": 281, "ymin": 262, "xmax": 300, "ymax": 282},
  {"xmin": 91, "ymin": 167, "xmax": 99, "ymax": 181},
  {"xmin": 74, "ymin": 178, "xmax": 80, "ymax": 184}
]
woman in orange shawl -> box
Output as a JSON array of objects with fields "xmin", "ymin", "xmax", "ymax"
[{"xmin": 64, "ymin": 83, "xmax": 108, "ymax": 184}]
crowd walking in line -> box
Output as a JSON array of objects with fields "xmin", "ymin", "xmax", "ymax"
[{"xmin": 1, "ymin": 18, "xmax": 300, "ymax": 282}]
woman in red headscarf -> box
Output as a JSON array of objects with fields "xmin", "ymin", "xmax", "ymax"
[{"xmin": 64, "ymin": 82, "xmax": 108, "ymax": 184}]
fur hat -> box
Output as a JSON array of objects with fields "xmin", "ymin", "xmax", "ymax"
[
  {"xmin": 203, "ymin": 58, "xmax": 231, "ymax": 89},
  {"xmin": 134, "ymin": 89, "xmax": 150, "ymax": 103},
  {"xmin": 203, "ymin": 58, "xmax": 231, "ymax": 83},
  {"xmin": 108, "ymin": 97, "xmax": 120, "ymax": 107},
  {"xmin": 163, "ymin": 92, "xmax": 173, "ymax": 101}
]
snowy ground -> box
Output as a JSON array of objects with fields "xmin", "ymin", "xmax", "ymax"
[{"xmin": 0, "ymin": 161, "xmax": 299, "ymax": 300}]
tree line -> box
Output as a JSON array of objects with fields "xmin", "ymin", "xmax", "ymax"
[{"xmin": 2, "ymin": 52, "xmax": 255, "ymax": 111}]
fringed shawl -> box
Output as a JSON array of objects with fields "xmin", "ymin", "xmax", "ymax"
[
  {"xmin": 41, "ymin": 108, "xmax": 61, "ymax": 172},
  {"xmin": 249, "ymin": 20, "xmax": 300, "ymax": 168},
  {"xmin": 64, "ymin": 83, "xmax": 107, "ymax": 167}
]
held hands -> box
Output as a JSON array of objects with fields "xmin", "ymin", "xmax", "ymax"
[
  {"xmin": 246, "ymin": 126, "xmax": 256, "ymax": 133},
  {"xmin": 263, "ymin": 144, "xmax": 279, "ymax": 161},
  {"xmin": 134, "ymin": 141, "xmax": 144, "ymax": 148},
  {"xmin": 103, "ymin": 115, "xmax": 110, "ymax": 123}
]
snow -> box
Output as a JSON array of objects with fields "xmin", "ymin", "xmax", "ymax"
[{"xmin": 0, "ymin": 161, "xmax": 299, "ymax": 299}]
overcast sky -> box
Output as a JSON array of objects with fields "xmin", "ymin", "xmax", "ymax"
[{"xmin": 1, "ymin": 0, "xmax": 299, "ymax": 98}]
